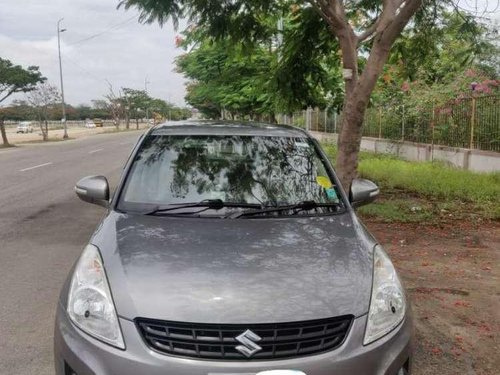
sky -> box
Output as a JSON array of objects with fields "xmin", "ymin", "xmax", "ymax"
[
  {"xmin": 0, "ymin": 1, "xmax": 498, "ymax": 107},
  {"xmin": 0, "ymin": 0, "xmax": 187, "ymax": 106}
]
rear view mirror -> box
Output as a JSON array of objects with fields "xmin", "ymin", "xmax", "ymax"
[
  {"xmin": 350, "ymin": 178, "xmax": 379, "ymax": 208},
  {"xmin": 75, "ymin": 176, "xmax": 110, "ymax": 208}
]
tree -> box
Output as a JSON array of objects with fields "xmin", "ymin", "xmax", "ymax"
[
  {"xmin": 369, "ymin": 10, "xmax": 499, "ymax": 108},
  {"xmin": 26, "ymin": 83, "xmax": 61, "ymax": 141},
  {"xmin": 147, "ymin": 97, "xmax": 189, "ymax": 121},
  {"xmin": 385, "ymin": 11, "xmax": 499, "ymax": 87},
  {"xmin": 271, "ymin": 6, "xmax": 345, "ymax": 113},
  {"xmin": 122, "ymin": 88, "xmax": 152, "ymax": 129},
  {"xmin": 119, "ymin": 0, "xmax": 494, "ymax": 188},
  {"xmin": 0, "ymin": 58, "xmax": 45, "ymax": 146},
  {"xmin": 176, "ymin": 39, "xmax": 278, "ymax": 120},
  {"xmin": 103, "ymin": 85, "xmax": 126, "ymax": 130},
  {"xmin": 170, "ymin": 8, "xmax": 346, "ymax": 120},
  {"xmin": 0, "ymin": 100, "xmax": 36, "ymax": 122}
]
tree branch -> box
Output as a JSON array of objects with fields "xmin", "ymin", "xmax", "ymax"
[
  {"xmin": 308, "ymin": 0, "xmax": 348, "ymax": 33},
  {"xmin": 356, "ymin": 18, "xmax": 381, "ymax": 45},
  {"xmin": 353, "ymin": 0, "xmax": 399, "ymax": 47},
  {"xmin": 0, "ymin": 88, "xmax": 16, "ymax": 104},
  {"xmin": 351, "ymin": 0, "xmax": 423, "ymax": 105},
  {"xmin": 381, "ymin": 0, "xmax": 423, "ymax": 44},
  {"xmin": 377, "ymin": 0, "xmax": 400, "ymax": 30},
  {"xmin": 307, "ymin": 0, "xmax": 335, "ymax": 27}
]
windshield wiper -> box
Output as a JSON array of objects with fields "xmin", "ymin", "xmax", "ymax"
[
  {"xmin": 227, "ymin": 200, "xmax": 341, "ymax": 219},
  {"xmin": 145, "ymin": 199, "xmax": 262, "ymax": 216}
]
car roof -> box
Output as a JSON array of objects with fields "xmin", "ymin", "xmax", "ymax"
[{"xmin": 150, "ymin": 120, "xmax": 309, "ymax": 138}]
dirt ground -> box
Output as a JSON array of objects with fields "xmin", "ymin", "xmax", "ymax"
[
  {"xmin": 365, "ymin": 219, "xmax": 499, "ymax": 375},
  {"xmin": 4, "ymin": 123, "xmax": 150, "ymax": 144},
  {"xmin": 5, "ymin": 125, "xmax": 114, "ymax": 143}
]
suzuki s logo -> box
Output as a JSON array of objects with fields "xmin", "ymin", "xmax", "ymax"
[{"xmin": 235, "ymin": 329, "xmax": 262, "ymax": 358}]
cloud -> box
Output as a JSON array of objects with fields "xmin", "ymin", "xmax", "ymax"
[{"xmin": 0, "ymin": 0, "xmax": 187, "ymax": 106}]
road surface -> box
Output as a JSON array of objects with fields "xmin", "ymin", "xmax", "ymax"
[{"xmin": 0, "ymin": 131, "xmax": 144, "ymax": 375}]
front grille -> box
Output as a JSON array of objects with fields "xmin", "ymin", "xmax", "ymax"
[{"xmin": 136, "ymin": 315, "xmax": 353, "ymax": 360}]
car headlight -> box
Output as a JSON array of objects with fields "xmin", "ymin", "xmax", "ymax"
[
  {"xmin": 67, "ymin": 244, "xmax": 125, "ymax": 349},
  {"xmin": 364, "ymin": 245, "xmax": 406, "ymax": 345}
]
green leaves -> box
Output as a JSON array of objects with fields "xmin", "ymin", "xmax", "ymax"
[
  {"xmin": 119, "ymin": 0, "xmax": 278, "ymax": 43},
  {"xmin": 271, "ymin": 6, "xmax": 343, "ymax": 111},
  {"xmin": 118, "ymin": 0, "xmax": 184, "ymax": 28},
  {"xmin": 0, "ymin": 58, "xmax": 45, "ymax": 103},
  {"xmin": 122, "ymin": 88, "xmax": 151, "ymax": 112},
  {"xmin": 176, "ymin": 37, "xmax": 276, "ymax": 118},
  {"xmin": 119, "ymin": 88, "xmax": 189, "ymax": 120},
  {"xmin": 173, "ymin": 4, "xmax": 346, "ymax": 117}
]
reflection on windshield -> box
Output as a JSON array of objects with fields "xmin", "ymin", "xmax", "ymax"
[{"xmin": 120, "ymin": 135, "xmax": 342, "ymax": 211}]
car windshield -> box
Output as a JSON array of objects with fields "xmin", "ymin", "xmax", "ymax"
[{"xmin": 118, "ymin": 134, "xmax": 345, "ymax": 216}]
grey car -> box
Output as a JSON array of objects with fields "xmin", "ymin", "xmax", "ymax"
[{"xmin": 54, "ymin": 121, "xmax": 413, "ymax": 375}]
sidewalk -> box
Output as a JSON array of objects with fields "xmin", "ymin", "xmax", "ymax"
[{"xmin": 5, "ymin": 124, "xmax": 149, "ymax": 145}]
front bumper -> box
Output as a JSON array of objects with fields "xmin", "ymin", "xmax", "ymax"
[{"xmin": 54, "ymin": 303, "xmax": 413, "ymax": 375}]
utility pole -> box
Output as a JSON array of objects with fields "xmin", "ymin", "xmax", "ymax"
[
  {"xmin": 57, "ymin": 18, "xmax": 68, "ymax": 139},
  {"xmin": 145, "ymin": 76, "xmax": 150, "ymax": 124}
]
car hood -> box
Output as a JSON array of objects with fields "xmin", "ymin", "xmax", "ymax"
[{"xmin": 92, "ymin": 211, "xmax": 375, "ymax": 324}]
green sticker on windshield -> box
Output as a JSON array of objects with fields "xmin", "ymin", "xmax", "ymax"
[{"xmin": 326, "ymin": 188, "xmax": 338, "ymax": 201}]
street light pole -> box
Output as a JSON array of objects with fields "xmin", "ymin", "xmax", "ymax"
[
  {"xmin": 57, "ymin": 18, "xmax": 68, "ymax": 139},
  {"xmin": 144, "ymin": 76, "xmax": 150, "ymax": 124}
]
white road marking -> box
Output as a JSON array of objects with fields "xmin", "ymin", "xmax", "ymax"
[
  {"xmin": 88, "ymin": 148, "xmax": 104, "ymax": 154},
  {"xmin": 20, "ymin": 162, "xmax": 53, "ymax": 172}
]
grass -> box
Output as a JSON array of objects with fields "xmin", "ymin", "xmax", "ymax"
[
  {"xmin": 357, "ymin": 199, "xmax": 435, "ymax": 223},
  {"xmin": 20, "ymin": 137, "xmax": 75, "ymax": 144},
  {"xmin": 358, "ymin": 157, "xmax": 500, "ymax": 203},
  {"xmin": 321, "ymin": 142, "xmax": 500, "ymax": 222}
]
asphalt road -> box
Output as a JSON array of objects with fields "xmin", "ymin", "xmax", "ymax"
[{"xmin": 0, "ymin": 131, "xmax": 145, "ymax": 375}]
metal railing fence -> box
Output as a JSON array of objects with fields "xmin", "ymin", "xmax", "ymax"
[{"xmin": 277, "ymin": 95, "xmax": 500, "ymax": 152}]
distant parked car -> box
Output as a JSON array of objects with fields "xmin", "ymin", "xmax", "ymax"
[
  {"xmin": 93, "ymin": 118, "xmax": 104, "ymax": 127},
  {"xmin": 16, "ymin": 121, "xmax": 34, "ymax": 134},
  {"xmin": 85, "ymin": 119, "xmax": 96, "ymax": 128}
]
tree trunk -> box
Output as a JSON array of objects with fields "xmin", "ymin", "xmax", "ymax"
[
  {"xmin": 0, "ymin": 119, "xmax": 10, "ymax": 146},
  {"xmin": 136, "ymin": 118, "xmax": 139, "ymax": 130},
  {"xmin": 334, "ymin": 40, "xmax": 363, "ymax": 190},
  {"xmin": 125, "ymin": 114, "xmax": 130, "ymax": 129},
  {"xmin": 335, "ymin": 39, "xmax": 395, "ymax": 190},
  {"xmin": 314, "ymin": 0, "xmax": 424, "ymax": 191},
  {"xmin": 336, "ymin": 98, "xmax": 368, "ymax": 191},
  {"xmin": 40, "ymin": 120, "xmax": 48, "ymax": 141}
]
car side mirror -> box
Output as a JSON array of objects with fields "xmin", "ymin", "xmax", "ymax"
[
  {"xmin": 350, "ymin": 178, "xmax": 379, "ymax": 208},
  {"xmin": 75, "ymin": 176, "xmax": 110, "ymax": 208}
]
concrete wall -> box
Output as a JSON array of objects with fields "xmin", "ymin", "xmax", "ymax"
[{"xmin": 311, "ymin": 131, "xmax": 500, "ymax": 173}]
